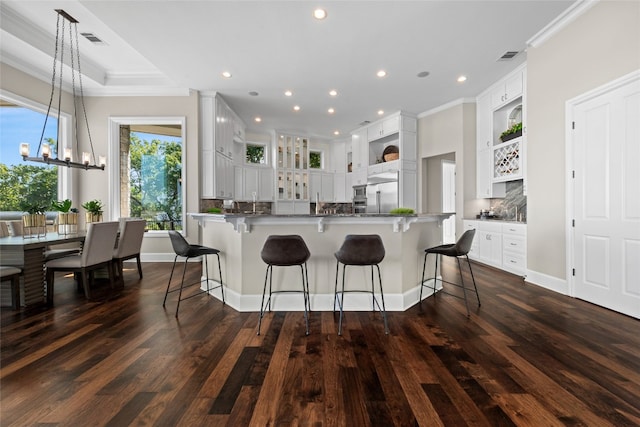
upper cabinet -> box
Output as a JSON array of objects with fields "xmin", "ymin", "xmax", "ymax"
[
  {"xmin": 490, "ymin": 70, "xmax": 524, "ymax": 110},
  {"xmin": 200, "ymin": 93, "xmax": 245, "ymax": 199},
  {"xmin": 350, "ymin": 112, "xmax": 418, "ymax": 210},
  {"xmin": 476, "ymin": 65, "xmax": 526, "ymax": 198}
]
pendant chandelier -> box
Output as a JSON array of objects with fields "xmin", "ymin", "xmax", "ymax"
[{"xmin": 20, "ymin": 9, "xmax": 105, "ymax": 170}]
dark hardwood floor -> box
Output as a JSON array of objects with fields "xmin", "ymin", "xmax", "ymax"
[{"xmin": 1, "ymin": 258, "xmax": 639, "ymax": 426}]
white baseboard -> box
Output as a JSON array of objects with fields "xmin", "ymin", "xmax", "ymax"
[
  {"xmin": 200, "ymin": 277, "xmax": 442, "ymax": 312},
  {"xmin": 525, "ymin": 269, "xmax": 568, "ymax": 295}
]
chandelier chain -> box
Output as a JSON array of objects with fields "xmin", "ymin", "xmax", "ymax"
[
  {"xmin": 73, "ymin": 23, "xmax": 98, "ymax": 164},
  {"xmin": 36, "ymin": 12, "xmax": 62, "ymax": 157}
]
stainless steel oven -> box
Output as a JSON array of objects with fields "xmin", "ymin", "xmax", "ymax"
[{"xmin": 352, "ymin": 185, "xmax": 367, "ymax": 214}]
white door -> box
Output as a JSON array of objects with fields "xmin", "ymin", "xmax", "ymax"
[
  {"xmin": 571, "ymin": 74, "xmax": 640, "ymax": 319},
  {"xmin": 442, "ymin": 160, "xmax": 456, "ymax": 244}
]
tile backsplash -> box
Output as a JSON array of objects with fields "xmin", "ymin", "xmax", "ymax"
[{"xmin": 490, "ymin": 180, "xmax": 527, "ymax": 221}]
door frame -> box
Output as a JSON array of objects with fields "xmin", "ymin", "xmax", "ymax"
[{"xmin": 565, "ymin": 69, "xmax": 640, "ymax": 297}]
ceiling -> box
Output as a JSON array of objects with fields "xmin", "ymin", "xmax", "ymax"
[{"xmin": 0, "ymin": 0, "xmax": 575, "ymax": 139}]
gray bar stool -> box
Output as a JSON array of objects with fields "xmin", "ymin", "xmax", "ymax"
[
  {"xmin": 163, "ymin": 230, "xmax": 225, "ymax": 317},
  {"xmin": 258, "ymin": 235, "xmax": 311, "ymax": 336},
  {"xmin": 420, "ymin": 229, "xmax": 480, "ymax": 316},
  {"xmin": 334, "ymin": 234, "xmax": 389, "ymax": 335}
]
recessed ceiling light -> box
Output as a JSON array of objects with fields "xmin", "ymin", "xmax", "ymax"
[
  {"xmin": 333, "ymin": 130, "xmax": 340, "ymax": 136},
  {"xmin": 417, "ymin": 71, "xmax": 430, "ymax": 78},
  {"xmin": 457, "ymin": 75, "xmax": 467, "ymax": 83},
  {"xmin": 254, "ymin": 117, "xmax": 262, "ymax": 123},
  {"xmin": 313, "ymin": 8, "xmax": 327, "ymax": 20},
  {"xmin": 377, "ymin": 70, "xmax": 387, "ymax": 78},
  {"xmin": 329, "ymin": 89, "xmax": 338, "ymax": 97},
  {"xmin": 377, "ymin": 110, "xmax": 384, "ymax": 116},
  {"xmin": 248, "ymin": 91, "xmax": 259, "ymax": 96},
  {"xmin": 284, "ymin": 90, "xmax": 293, "ymax": 97},
  {"xmin": 293, "ymin": 105, "xmax": 300, "ymax": 111},
  {"xmin": 328, "ymin": 108, "xmax": 335, "ymax": 114},
  {"xmin": 222, "ymin": 71, "xmax": 232, "ymax": 78}
]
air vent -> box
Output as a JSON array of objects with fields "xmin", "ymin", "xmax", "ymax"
[
  {"xmin": 498, "ymin": 51, "xmax": 519, "ymax": 61},
  {"xmin": 359, "ymin": 120, "xmax": 371, "ymax": 126},
  {"xmin": 81, "ymin": 32, "xmax": 105, "ymax": 44}
]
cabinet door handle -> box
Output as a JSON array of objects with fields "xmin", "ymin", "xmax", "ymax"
[
  {"xmin": 486, "ymin": 235, "xmax": 491, "ymax": 241},
  {"xmin": 510, "ymin": 243, "xmax": 517, "ymax": 246}
]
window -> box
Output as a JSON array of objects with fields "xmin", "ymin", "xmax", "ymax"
[
  {"xmin": 309, "ymin": 150, "xmax": 322, "ymax": 169},
  {"xmin": 245, "ymin": 143, "xmax": 267, "ymax": 165},
  {"xmin": 0, "ymin": 91, "xmax": 72, "ymax": 213},
  {"xmin": 109, "ymin": 117, "xmax": 185, "ymax": 233}
]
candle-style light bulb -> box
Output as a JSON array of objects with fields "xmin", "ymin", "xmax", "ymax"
[
  {"xmin": 64, "ymin": 148, "xmax": 72, "ymax": 161},
  {"xmin": 82, "ymin": 152, "xmax": 91, "ymax": 165},
  {"xmin": 98, "ymin": 155, "xmax": 106, "ymax": 167},
  {"xmin": 20, "ymin": 143, "xmax": 30, "ymax": 157},
  {"xmin": 42, "ymin": 144, "xmax": 50, "ymax": 158}
]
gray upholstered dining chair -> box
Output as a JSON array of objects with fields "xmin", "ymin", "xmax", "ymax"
[
  {"xmin": 45, "ymin": 221, "xmax": 119, "ymax": 304},
  {"xmin": 112, "ymin": 218, "xmax": 146, "ymax": 286}
]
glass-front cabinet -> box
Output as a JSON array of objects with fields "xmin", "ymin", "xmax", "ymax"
[{"xmin": 276, "ymin": 134, "xmax": 309, "ymax": 211}]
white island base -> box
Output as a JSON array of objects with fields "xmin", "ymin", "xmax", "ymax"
[{"xmin": 190, "ymin": 214, "xmax": 448, "ymax": 312}]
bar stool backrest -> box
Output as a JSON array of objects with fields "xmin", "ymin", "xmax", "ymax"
[
  {"xmin": 335, "ymin": 234, "xmax": 385, "ymax": 265},
  {"xmin": 454, "ymin": 229, "xmax": 476, "ymax": 256}
]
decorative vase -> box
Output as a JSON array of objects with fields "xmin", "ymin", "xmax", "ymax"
[
  {"xmin": 85, "ymin": 212, "xmax": 103, "ymax": 224},
  {"xmin": 22, "ymin": 213, "xmax": 46, "ymax": 238},
  {"xmin": 57, "ymin": 212, "xmax": 78, "ymax": 234}
]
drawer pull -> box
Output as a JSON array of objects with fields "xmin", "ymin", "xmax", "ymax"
[
  {"xmin": 510, "ymin": 260, "xmax": 517, "ymax": 263},
  {"xmin": 510, "ymin": 243, "xmax": 517, "ymax": 246}
]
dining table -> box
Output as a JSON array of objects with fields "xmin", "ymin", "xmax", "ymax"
[{"xmin": 0, "ymin": 231, "xmax": 86, "ymax": 307}]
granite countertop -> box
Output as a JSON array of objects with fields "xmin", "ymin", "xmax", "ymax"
[{"xmin": 464, "ymin": 217, "xmax": 526, "ymax": 224}]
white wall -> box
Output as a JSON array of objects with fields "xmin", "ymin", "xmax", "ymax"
[
  {"xmin": 526, "ymin": 0, "xmax": 640, "ymax": 280},
  {"xmin": 81, "ymin": 93, "xmax": 199, "ymax": 255},
  {"xmin": 418, "ymin": 101, "xmax": 480, "ymax": 235}
]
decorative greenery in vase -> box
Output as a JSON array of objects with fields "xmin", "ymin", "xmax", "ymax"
[
  {"xmin": 500, "ymin": 122, "xmax": 523, "ymax": 142},
  {"xmin": 52, "ymin": 199, "xmax": 78, "ymax": 233},
  {"xmin": 82, "ymin": 199, "xmax": 104, "ymax": 223},
  {"xmin": 19, "ymin": 201, "xmax": 48, "ymax": 232}
]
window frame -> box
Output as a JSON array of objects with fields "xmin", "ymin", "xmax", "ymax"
[
  {"xmin": 244, "ymin": 141, "xmax": 269, "ymax": 166},
  {"xmin": 309, "ymin": 149, "xmax": 323, "ymax": 170},
  {"xmin": 0, "ymin": 89, "xmax": 73, "ymax": 202},
  {"xmin": 108, "ymin": 116, "xmax": 187, "ymax": 237}
]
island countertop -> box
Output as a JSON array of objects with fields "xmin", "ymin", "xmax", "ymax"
[{"xmin": 190, "ymin": 212, "xmax": 450, "ymax": 233}]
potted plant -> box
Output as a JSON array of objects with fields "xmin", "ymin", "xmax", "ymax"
[
  {"xmin": 82, "ymin": 199, "xmax": 104, "ymax": 223},
  {"xmin": 20, "ymin": 201, "xmax": 48, "ymax": 237},
  {"xmin": 51, "ymin": 199, "xmax": 79, "ymax": 234},
  {"xmin": 500, "ymin": 122, "xmax": 523, "ymax": 142}
]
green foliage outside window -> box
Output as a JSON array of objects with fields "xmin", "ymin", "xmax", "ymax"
[
  {"xmin": 310, "ymin": 151, "xmax": 321, "ymax": 169},
  {"xmin": 0, "ymin": 137, "xmax": 58, "ymax": 211},
  {"xmin": 129, "ymin": 132, "xmax": 183, "ymax": 230},
  {"xmin": 246, "ymin": 144, "xmax": 265, "ymax": 164}
]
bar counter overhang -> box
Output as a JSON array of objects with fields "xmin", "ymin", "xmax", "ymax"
[{"xmin": 190, "ymin": 213, "xmax": 449, "ymax": 312}]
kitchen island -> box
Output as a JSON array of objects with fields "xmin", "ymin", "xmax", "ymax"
[{"xmin": 190, "ymin": 213, "xmax": 449, "ymax": 312}]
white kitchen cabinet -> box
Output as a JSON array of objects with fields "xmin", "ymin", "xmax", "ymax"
[
  {"xmin": 463, "ymin": 221, "xmax": 479, "ymax": 259},
  {"xmin": 258, "ymin": 167, "xmax": 274, "ymax": 201},
  {"xmin": 275, "ymin": 133, "xmax": 310, "ymax": 214},
  {"xmin": 350, "ymin": 130, "xmax": 368, "ymax": 170},
  {"xmin": 367, "ymin": 115, "xmax": 400, "ymax": 142},
  {"xmin": 333, "ymin": 172, "xmax": 346, "ymax": 202},
  {"xmin": 200, "ymin": 93, "xmax": 243, "ymax": 199},
  {"xmin": 501, "ymin": 223, "xmax": 527, "ymax": 276},
  {"xmin": 310, "ymin": 171, "xmax": 335, "ymax": 202},
  {"xmin": 352, "ymin": 111, "xmax": 418, "ymax": 211},
  {"xmin": 476, "ymin": 65, "xmax": 525, "ymax": 198},
  {"xmin": 491, "ymin": 70, "xmax": 523, "ymax": 109},
  {"xmin": 478, "ymin": 222, "xmax": 502, "ymax": 266},
  {"xmin": 464, "ymin": 220, "xmax": 526, "ymax": 277}
]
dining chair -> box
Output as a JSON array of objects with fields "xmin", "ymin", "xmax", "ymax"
[
  {"xmin": 45, "ymin": 221, "xmax": 119, "ymax": 304},
  {"xmin": 0, "ymin": 222, "xmax": 9, "ymax": 238},
  {"xmin": 112, "ymin": 218, "xmax": 146, "ymax": 286},
  {"xmin": 7, "ymin": 220, "xmax": 23, "ymax": 237},
  {"xmin": 0, "ymin": 266, "xmax": 22, "ymax": 309}
]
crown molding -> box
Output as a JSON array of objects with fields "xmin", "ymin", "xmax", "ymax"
[
  {"xmin": 417, "ymin": 98, "xmax": 475, "ymax": 119},
  {"xmin": 527, "ymin": 0, "xmax": 599, "ymax": 48}
]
